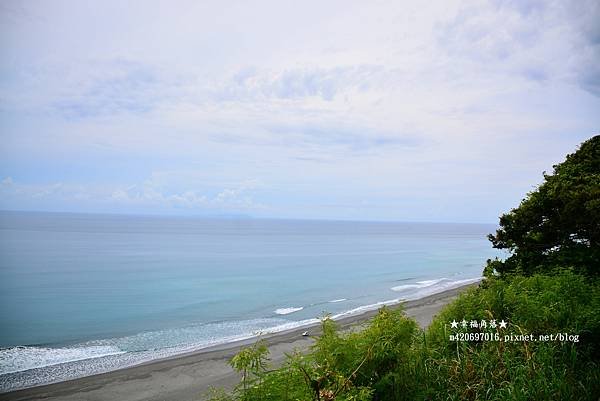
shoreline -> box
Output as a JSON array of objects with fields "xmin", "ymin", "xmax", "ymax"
[{"xmin": 0, "ymin": 282, "xmax": 477, "ymax": 401}]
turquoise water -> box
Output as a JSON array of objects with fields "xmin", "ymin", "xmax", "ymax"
[{"xmin": 0, "ymin": 211, "xmax": 499, "ymax": 391}]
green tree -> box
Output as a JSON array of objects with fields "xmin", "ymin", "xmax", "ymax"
[
  {"xmin": 229, "ymin": 339, "xmax": 270, "ymax": 398},
  {"xmin": 487, "ymin": 135, "xmax": 600, "ymax": 276}
]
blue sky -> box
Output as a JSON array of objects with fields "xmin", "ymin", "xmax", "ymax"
[{"xmin": 0, "ymin": 0, "xmax": 599, "ymax": 223}]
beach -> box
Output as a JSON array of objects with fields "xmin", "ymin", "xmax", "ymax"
[{"xmin": 0, "ymin": 283, "xmax": 475, "ymax": 401}]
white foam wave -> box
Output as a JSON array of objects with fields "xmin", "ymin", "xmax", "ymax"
[
  {"xmin": 391, "ymin": 277, "xmax": 481, "ymax": 300},
  {"xmin": 260, "ymin": 318, "xmax": 320, "ymax": 334},
  {"xmin": 390, "ymin": 278, "xmax": 446, "ymax": 292},
  {"xmin": 274, "ymin": 307, "xmax": 303, "ymax": 315},
  {"xmin": 329, "ymin": 298, "xmax": 347, "ymax": 303},
  {"xmin": 0, "ymin": 278, "xmax": 482, "ymax": 391},
  {"xmin": 0, "ymin": 317, "xmax": 290, "ymax": 379},
  {"xmin": 331, "ymin": 298, "xmax": 403, "ymax": 320},
  {"xmin": 0, "ymin": 345, "xmax": 125, "ymax": 375},
  {"xmin": 0, "ymin": 316, "xmax": 329, "ymax": 393}
]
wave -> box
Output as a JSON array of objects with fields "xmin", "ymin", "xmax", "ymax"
[
  {"xmin": 2, "ymin": 278, "xmax": 479, "ymax": 377},
  {"xmin": 329, "ymin": 277, "xmax": 481, "ymax": 320},
  {"xmin": 331, "ymin": 298, "xmax": 403, "ymax": 320},
  {"xmin": 274, "ymin": 307, "xmax": 303, "ymax": 315},
  {"xmin": 0, "ymin": 277, "xmax": 481, "ymax": 392},
  {"xmin": 393, "ymin": 277, "xmax": 416, "ymax": 282},
  {"xmin": 391, "ymin": 277, "xmax": 481, "ymax": 300},
  {"xmin": 0, "ymin": 318, "xmax": 289, "ymax": 378},
  {"xmin": 0, "ymin": 345, "xmax": 126, "ymax": 375},
  {"xmin": 0, "ymin": 315, "xmax": 327, "ymax": 393},
  {"xmin": 390, "ymin": 278, "xmax": 446, "ymax": 292}
]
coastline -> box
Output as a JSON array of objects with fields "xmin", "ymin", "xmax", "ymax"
[{"xmin": 0, "ymin": 282, "xmax": 477, "ymax": 401}]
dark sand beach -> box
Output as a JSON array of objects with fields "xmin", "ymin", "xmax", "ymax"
[{"xmin": 1, "ymin": 283, "xmax": 476, "ymax": 401}]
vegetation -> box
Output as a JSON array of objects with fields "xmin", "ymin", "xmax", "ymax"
[
  {"xmin": 229, "ymin": 340, "xmax": 270, "ymax": 396},
  {"xmin": 425, "ymin": 271, "xmax": 600, "ymax": 400},
  {"xmin": 209, "ymin": 272, "xmax": 600, "ymax": 400},
  {"xmin": 209, "ymin": 136, "xmax": 600, "ymax": 401},
  {"xmin": 487, "ymin": 135, "xmax": 600, "ymax": 276}
]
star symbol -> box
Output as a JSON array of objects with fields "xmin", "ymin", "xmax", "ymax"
[
  {"xmin": 450, "ymin": 320, "xmax": 458, "ymax": 328},
  {"xmin": 499, "ymin": 319, "xmax": 507, "ymax": 329}
]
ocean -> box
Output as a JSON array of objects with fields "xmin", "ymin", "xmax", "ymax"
[{"xmin": 0, "ymin": 211, "xmax": 499, "ymax": 391}]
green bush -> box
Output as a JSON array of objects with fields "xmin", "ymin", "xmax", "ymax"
[
  {"xmin": 311, "ymin": 308, "xmax": 417, "ymax": 400},
  {"xmin": 423, "ymin": 270, "xmax": 600, "ymax": 400},
  {"xmin": 211, "ymin": 270, "xmax": 600, "ymax": 401}
]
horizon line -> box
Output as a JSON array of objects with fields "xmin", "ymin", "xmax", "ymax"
[{"xmin": 0, "ymin": 209, "xmax": 499, "ymax": 226}]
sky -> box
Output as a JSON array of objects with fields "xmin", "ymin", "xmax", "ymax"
[{"xmin": 0, "ymin": 0, "xmax": 599, "ymax": 223}]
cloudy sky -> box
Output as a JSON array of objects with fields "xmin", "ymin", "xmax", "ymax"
[{"xmin": 0, "ymin": 0, "xmax": 598, "ymax": 222}]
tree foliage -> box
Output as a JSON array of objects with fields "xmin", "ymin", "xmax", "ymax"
[
  {"xmin": 487, "ymin": 135, "xmax": 600, "ymax": 276},
  {"xmin": 229, "ymin": 339, "xmax": 270, "ymax": 397}
]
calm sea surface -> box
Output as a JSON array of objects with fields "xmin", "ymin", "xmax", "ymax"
[{"xmin": 0, "ymin": 211, "xmax": 499, "ymax": 391}]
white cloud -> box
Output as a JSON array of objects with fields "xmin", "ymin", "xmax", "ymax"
[
  {"xmin": 1, "ymin": 177, "xmax": 264, "ymax": 214},
  {"xmin": 1, "ymin": 0, "xmax": 599, "ymax": 221}
]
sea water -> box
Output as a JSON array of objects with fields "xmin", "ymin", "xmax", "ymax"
[{"xmin": 0, "ymin": 211, "xmax": 500, "ymax": 391}]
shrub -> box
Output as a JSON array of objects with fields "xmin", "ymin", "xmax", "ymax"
[{"xmin": 424, "ymin": 270, "xmax": 600, "ymax": 400}]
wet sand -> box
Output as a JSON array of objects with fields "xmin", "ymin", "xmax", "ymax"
[{"xmin": 0, "ymin": 283, "xmax": 476, "ymax": 401}]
